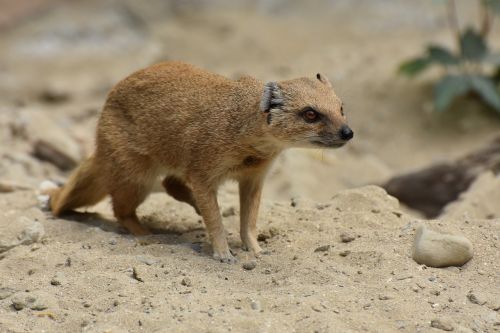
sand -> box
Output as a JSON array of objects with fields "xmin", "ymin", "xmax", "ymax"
[{"xmin": 0, "ymin": 1, "xmax": 499, "ymax": 332}]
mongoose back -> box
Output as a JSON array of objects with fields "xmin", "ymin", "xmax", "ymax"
[{"xmin": 48, "ymin": 61, "xmax": 353, "ymax": 263}]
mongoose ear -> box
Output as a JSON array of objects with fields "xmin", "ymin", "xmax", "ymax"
[
  {"xmin": 260, "ymin": 82, "xmax": 284, "ymax": 113},
  {"xmin": 316, "ymin": 73, "xmax": 332, "ymax": 88}
]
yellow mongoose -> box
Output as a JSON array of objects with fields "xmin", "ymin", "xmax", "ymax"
[{"xmin": 48, "ymin": 61, "xmax": 353, "ymax": 263}]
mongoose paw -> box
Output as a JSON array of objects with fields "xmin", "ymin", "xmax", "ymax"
[
  {"xmin": 130, "ymin": 226, "xmax": 152, "ymax": 236},
  {"xmin": 213, "ymin": 250, "xmax": 238, "ymax": 264},
  {"xmin": 242, "ymin": 241, "xmax": 264, "ymax": 257},
  {"xmin": 121, "ymin": 220, "xmax": 152, "ymax": 236}
]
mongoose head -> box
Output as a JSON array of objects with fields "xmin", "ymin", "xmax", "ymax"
[{"xmin": 260, "ymin": 73, "xmax": 353, "ymax": 148}]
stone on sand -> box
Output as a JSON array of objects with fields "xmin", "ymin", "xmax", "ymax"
[{"xmin": 412, "ymin": 224, "xmax": 473, "ymax": 268}]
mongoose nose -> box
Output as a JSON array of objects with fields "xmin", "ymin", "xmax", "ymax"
[{"xmin": 340, "ymin": 125, "xmax": 354, "ymax": 141}]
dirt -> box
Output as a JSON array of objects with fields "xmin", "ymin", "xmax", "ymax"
[{"xmin": 0, "ymin": 1, "xmax": 499, "ymax": 332}]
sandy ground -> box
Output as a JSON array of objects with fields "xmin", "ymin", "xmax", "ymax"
[{"xmin": 0, "ymin": 1, "xmax": 499, "ymax": 332}]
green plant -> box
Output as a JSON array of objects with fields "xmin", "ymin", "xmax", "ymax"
[{"xmin": 399, "ymin": 0, "xmax": 500, "ymax": 113}]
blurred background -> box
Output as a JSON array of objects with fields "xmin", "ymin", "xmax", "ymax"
[{"xmin": 1, "ymin": 0, "xmax": 499, "ymax": 217}]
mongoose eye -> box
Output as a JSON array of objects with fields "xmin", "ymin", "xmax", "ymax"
[{"xmin": 302, "ymin": 108, "xmax": 319, "ymax": 123}]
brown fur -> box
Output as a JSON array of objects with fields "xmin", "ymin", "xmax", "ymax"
[{"xmin": 49, "ymin": 61, "xmax": 351, "ymax": 262}]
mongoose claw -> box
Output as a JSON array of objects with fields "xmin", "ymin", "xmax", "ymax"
[{"xmin": 242, "ymin": 241, "xmax": 264, "ymax": 257}]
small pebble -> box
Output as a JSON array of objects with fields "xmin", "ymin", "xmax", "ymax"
[
  {"xmin": 11, "ymin": 294, "xmax": 30, "ymax": 310},
  {"xmin": 412, "ymin": 225, "xmax": 473, "ymax": 268},
  {"xmin": 314, "ymin": 245, "xmax": 330, "ymax": 252},
  {"xmin": 50, "ymin": 272, "xmax": 66, "ymax": 286},
  {"xmin": 181, "ymin": 277, "xmax": 192, "ymax": 287},
  {"xmin": 340, "ymin": 233, "xmax": 355, "ymax": 243},
  {"xmin": 250, "ymin": 299, "xmax": 261, "ymax": 311},
  {"xmin": 467, "ymin": 292, "xmax": 486, "ymax": 305},
  {"xmin": 242, "ymin": 261, "xmax": 257, "ymax": 270},
  {"xmin": 222, "ymin": 207, "xmax": 236, "ymax": 217},
  {"xmin": 132, "ymin": 267, "xmax": 144, "ymax": 282},
  {"xmin": 339, "ymin": 250, "xmax": 351, "ymax": 257},
  {"xmin": 430, "ymin": 318, "xmax": 454, "ymax": 331}
]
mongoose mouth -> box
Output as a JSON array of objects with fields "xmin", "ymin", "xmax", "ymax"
[{"xmin": 310, "ymin": 140, "xmax": 347, "ymax": 148}]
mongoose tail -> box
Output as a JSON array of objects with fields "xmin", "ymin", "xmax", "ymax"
[{"xmin": 49, "ymin": 155, "xmax": 107, "ymax": 217}]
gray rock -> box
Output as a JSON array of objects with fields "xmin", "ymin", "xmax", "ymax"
[
  {"xmin": 18, "ymin": 220, "xmax": 45, "ymax": 245},
  {"xmin": 11, "ymin": 293, "xmax": 31, "ymax": 310},
  {"xmin": 10, "ymin": 291, "xmax": 53, "ymax": 311},
  {"xmin": 0, "ymin": 218, "xmax": 45, "ymax": 253},
  {"xmin": 30, "ymin": 298, "xmax": 49, "ymax": 311},
  {"xmin": 412, "ymin": 224, "xmax": 473, "ymax": 268},
  {"xmin": 242, "ymin": 261, "xmax": 257, "ymax": 270},
  {"xmin": 430, "ymin": 318, "xmax": 454, "ymax": 331},
  {"xmin": 27, "ymin": 111, "xmax": 82, "ymax": 171},
  {"xmin": 12, "ymin": 293, "xmax": 27, "ymax": 311}
]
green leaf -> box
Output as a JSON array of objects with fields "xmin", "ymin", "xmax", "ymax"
[
  {"xmin": 398, "ymin": 57, "xmax": 431, "ymax": 77},
  {"xmin": 469, "ymin": 75, "xmax": 500, "ymax": 111},
  {"xmin": 434, "ymin": 75, "xmax": 471, "ymax": 112},
  {"xmin": 427, "ymin": 45, "xmax": 459, "ymax": 65},
  {"xmin": 492, "ymin": 68, "xmax": 500, "ymax": 85},
  {"xmin": 485, "ymin": 0, "xmax": 500, "ymax": 13},
  {"xmin": 460, "ymin": 28, "xmax": 488, "ymax": 61},
  {"xmin": 484, "ymin": 53, "xmax": 500, "ymax": 66}
]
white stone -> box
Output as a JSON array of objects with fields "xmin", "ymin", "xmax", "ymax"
[{"xmin": 412, "ymin": 224, "xmax": 473, "ymax": 268}]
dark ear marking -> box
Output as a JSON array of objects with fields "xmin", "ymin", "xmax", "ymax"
[
  {"xmin": 316, "ymin": 73, "xmax": 332, "ymax": 88},
  {"xmin": 267, "ymin": 113, "xmax": 272, "ymax": 124},
  {"xmin": 260, "ymin": 82, "xmax": 284, "ymax": 113}
]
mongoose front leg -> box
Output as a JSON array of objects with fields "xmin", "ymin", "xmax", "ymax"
[
  {"xmin": 239, "ymin": 176, "xmax": 264, "ymax": 256},
  {"xmin": 190, "ymin": 183, "xmax": 236, "ymax": 263}
]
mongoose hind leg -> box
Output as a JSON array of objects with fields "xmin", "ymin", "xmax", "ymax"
[
  {"xmin": 190, "ymin": 181, "xmax": 236, "ymax": 263},
  {"xmin": 162, "ymin": 176, "xmax": 200, "ymax": 215},
  {"xmin": 111, "ymin": 183, "xmax": 152, "ymax": 236},
  {"xmin": 239, "ymin": 177, "xmax": 264, "ymax": 256}
]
